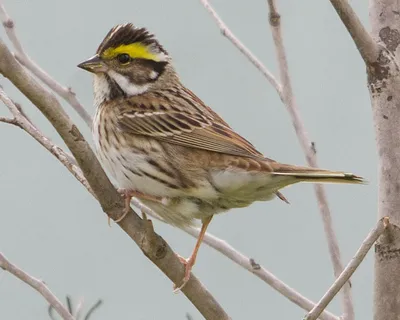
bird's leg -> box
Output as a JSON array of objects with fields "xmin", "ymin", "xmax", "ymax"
[
  {"xmin": 173, "ymin": 215, "xmax": 213, "ymax": 292},
  {"xmin": 110, "ymin": 189, "xmax": 163, "ymax": 225}
]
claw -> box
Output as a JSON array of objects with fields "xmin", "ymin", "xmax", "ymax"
[
  {"xmin": 108, "ymin": 189, "xmax": 162, "ymax": 225},
  {"xmin": 173, "ymin": 254, "xmax": 194, "ymax": 293}
]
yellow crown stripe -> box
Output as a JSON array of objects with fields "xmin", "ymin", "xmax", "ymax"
[{"xmin": 102, "ymin": 43, "xmax": 159, "ymax": 61}]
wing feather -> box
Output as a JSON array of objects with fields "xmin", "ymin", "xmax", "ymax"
[{"xmin": 116, "ymin": 88, "xmax": 264, "ymax": 159}]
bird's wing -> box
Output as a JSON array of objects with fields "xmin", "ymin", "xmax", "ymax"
[{"xmin": 116, "ymin": 88, "xmax": 264, "ymax": 159}]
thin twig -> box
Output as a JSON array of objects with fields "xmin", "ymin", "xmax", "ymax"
[
  {"xmin": 0, "ymin": 252, "xmax": 74, "ymax": 320},
  {"xmin": 199, "ymin": 0, "xmax": 283, "ymax": 99},
  {"xmin": 0, "ymin": 2, "xmax": 92, "ymax": 127},
  {"xmin": 0, "ymin": 89, "xmax": 94, "ymax": 198},
  {"xmin": 266, "ymin": 1, "xmax": 354, "ymax": 319},
  {"xmin": 84, "ymin": 299, "xmax": 103, "ymax": 320},
  {"xmin": 304, "ymin": 217, "xmax": 389, "ymax": 320},
  {"xmin": 328, "ymin": 0, "xmax": 379, "ymax": 63},
  {"xmin": 0, "ymin": 116, "xmax": 18, "ymax": 125}
]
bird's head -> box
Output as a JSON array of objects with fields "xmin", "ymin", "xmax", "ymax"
[{"xmin": 78, "ymin": 23, "xmax": 178, "ymax": 101}]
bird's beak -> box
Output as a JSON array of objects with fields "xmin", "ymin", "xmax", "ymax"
[{"xmin": 77, "ymin": 55, "xmax": 107, "ymax": 73}]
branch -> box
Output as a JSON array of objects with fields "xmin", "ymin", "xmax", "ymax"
[
  {"xmin": 84, "ymin": 299, "xmax": 103, "ymax": 320},
  {"xmin": 0, "ymin": 3, "xmax": 92, "ymax": 127},
  {"xmin": 0, "ymin": 89, "xmax": 93, "ymax": 197},
  {"xmin": 328, "ymin": 0, "xmax": 379, "ymax": 63},
  {"xmin": 304, "ymin": 217, "xmax": 389, "ymax": 320},
  {"xmin": 0, "ymin": 252, "xmax": 74, "ymax": 320},
  {"xmin": 0, "ymin": 40, "xmax": 229, "ymax": 320},
  {"xmin": 199, "ymin": 0, "xmax": 283, "ymax": 99},
  {"xmin": 0, "ymin": 116, "xmax": 18, "ymax": 125},
  {"xmin": 266, "ymin": 2, "xmax": 355, "ymax": 319}
]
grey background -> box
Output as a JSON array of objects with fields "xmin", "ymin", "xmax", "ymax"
[{"xmin": 0, "ymin": 0, "xmax": 375, "ymax": 319}]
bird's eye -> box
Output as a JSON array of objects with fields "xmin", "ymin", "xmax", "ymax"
[{"xmin": 117, "ymin": 53, "xmax": 131, "ymax": 65}]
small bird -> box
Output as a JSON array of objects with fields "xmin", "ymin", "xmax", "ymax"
[{"xmin": 78, "ymin": 23, "xmax": 364, "ymax": 290}]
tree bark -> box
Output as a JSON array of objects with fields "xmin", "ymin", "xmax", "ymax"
[{"xmin": 370, "ymin": 1, "xmax": 400, "ymax": 319}]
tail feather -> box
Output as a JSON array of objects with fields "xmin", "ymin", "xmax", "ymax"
[{"xmin": 270, "ymin": 164, "xmax": 366, "ymax": 184}]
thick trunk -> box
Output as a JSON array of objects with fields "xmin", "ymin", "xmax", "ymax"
[{"xmin": 370, "ymin": 1, "xmax": 400, "ymax": 319}]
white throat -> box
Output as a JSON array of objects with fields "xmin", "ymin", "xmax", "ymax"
[{"xmin": 93, "ymin": 74, "xmax": 111, "ymax": 107}]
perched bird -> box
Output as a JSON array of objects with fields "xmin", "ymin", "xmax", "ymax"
[{"xmin": 78, "ymin": 23, "xmax": 364, "ymax": 290}]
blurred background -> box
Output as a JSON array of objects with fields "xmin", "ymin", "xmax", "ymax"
[{"xmin": 0, "ymin": 0, "xmax": 375, "ymax": 319}]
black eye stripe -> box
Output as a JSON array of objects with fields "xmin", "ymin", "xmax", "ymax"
[{"xmin": 136, "ymin": 59, "xmax": 167, "ymax": 75}]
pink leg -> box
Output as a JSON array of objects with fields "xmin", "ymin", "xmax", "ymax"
[{"xmin": 173, "ymin": 215, "xmax": 213, "ymax": 292}]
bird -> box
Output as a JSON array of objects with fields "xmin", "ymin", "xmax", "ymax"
[{"xmin": 78, "ymin": 23, "xmax": 364, "ymax": 290}]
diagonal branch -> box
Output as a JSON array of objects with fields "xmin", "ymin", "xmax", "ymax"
[
  {"xmin": 0, "ymin": 252, "xmax": 74, "ymax": 320},
  {"xmin": 0, "ymin": 40, "xmax": 229, "ymax": 320},
  {"xmin": 266, "ymin": 1, "xmax": 354, "ymax": 319},
  {"xmin": 0, "ymin": 2, "xmax": 92, "ymax": 127},
  {"xmin": 199, "ymin": 0, "xmax": 283, "ymax": 99},
  {"xmin": 328, "ymin": 0, "xmax": 379, "ymax": 63},
  {"xmin": 304, "ymin": 217, "xmax": 389, "ymax": 320}
]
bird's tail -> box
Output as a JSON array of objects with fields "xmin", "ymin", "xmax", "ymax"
[{"xmin": 269, "ymin": 163, "xmax": 365, "ymax": 184}]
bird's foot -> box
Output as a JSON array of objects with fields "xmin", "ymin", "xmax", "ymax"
[
  {"xmin": 173, "ymin": 254, "xmax": 194, "ymax": 293},
  {"xmin": 107, "ymin": 189, "xmax": 162, "ymax": 226}
]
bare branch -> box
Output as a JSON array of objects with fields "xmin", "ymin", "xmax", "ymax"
[
  {"xmin": 0, "ymin": 252, "xmax": 74, "ymax": 320},
  {"xmin": 304, "ymin": 217, "xmax": 389, "ymax": 320},
  {"xmin": 328, "ymin": 0, "xmax": 379, "ymax": 63},
  {"xmin": 0, "ymin": 40, "xmax": 229, "ymax": 320},
  {"xmin": 0, "ymin": 89, "xmax": 93, "ymax": 197},
  {"xmin": 0, "ymin": 116, "xmax": 18, "ymax": 125},
  {"xmin": 265, "ymin": 2, "xmax": 355, "ymax": 318},
  {"xmin": 199, "ymin": 0, "xmax": 283, "ymax": 99},
  {"xmin": 0, "ymin": 2, "xmax": 92, "ymax": 127}
]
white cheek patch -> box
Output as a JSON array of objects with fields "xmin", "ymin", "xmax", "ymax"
[{"xmin": 107, "ymin": 70, "xmax": 149, "ymax": 96}]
